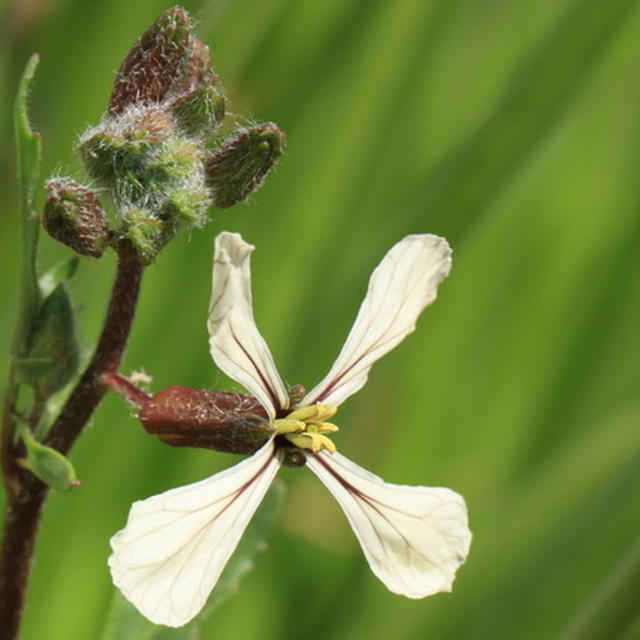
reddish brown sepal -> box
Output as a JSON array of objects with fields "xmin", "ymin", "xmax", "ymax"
[
  {"xmin": 102, "ymin": 375, "xmax": 308, "ymax": 460},
  {"xmin": 140, "ymin": 386, "xmax": 273, "ymax": 455}
]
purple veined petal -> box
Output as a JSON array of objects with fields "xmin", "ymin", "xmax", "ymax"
[
  {"xmin": 306, "ymin": 451, "xmax": 471, "ymax": 598},
  {"xmin": 301, "ymin": 234, "xmax": 452, "ymax": 407},
  {"xmin": 109, "ymin": 440, "xmax": 281, "ymax": 627},
  {"xmin": 208, "ymin": 232, "xmax": 289, "ymax": 419}
]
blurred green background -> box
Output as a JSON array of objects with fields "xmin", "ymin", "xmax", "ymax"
[{"xmin": 2, "ymin": 0, "xmax": 640, "ymax": 638}]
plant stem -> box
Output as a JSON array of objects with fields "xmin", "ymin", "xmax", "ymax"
[
  {"xmin": 0, "ymin": 474, "xmax": 47, "ymax": 640},
  {"xmin": 44, "ymin": 243, "xmax": 143, "ymax": 454},
  {"xmin": 0, "ymin": 243, "xmax": 144, "ymax": 639}
]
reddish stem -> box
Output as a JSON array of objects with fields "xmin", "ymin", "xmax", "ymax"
[
  {"xmin": 100, "ymin": 372, "xmax": 151, "ymax": 409},
  {"xmin": 0, "ymin": 243, "xmax": 144, "ymax": 639}
]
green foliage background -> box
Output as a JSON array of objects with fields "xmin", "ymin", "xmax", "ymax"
[{"xmin": 1, "ymin": 0, "xmax": 639, "ymax": 638}]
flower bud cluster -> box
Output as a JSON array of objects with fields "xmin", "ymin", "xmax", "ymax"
[{"xmin": 43, "ymin": 6, "xmax": 286, "ymax": 263}]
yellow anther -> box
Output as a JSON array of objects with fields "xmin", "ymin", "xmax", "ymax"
[
  {"xmin": 314, "ymin": 403, "xmax": 338, "ymax": 421},
  {"xmin": 286, "ymin": 405, "xmax": 320, "ymax": 422},
  {"xmin": 317, "ymin": 422, "xmax": 339, "ymax": 433},
  {"xmin": 286, "ymin": 403, "xmax": 338, "ymax": 424},
  {"xmin": 285, "ymin": 432, "xmax": 336, "ymax": 453},
  {"xmin": 273, "ymin": 418, "xmax": 305, "ymax": 435},
  {"xmin": 279, "ymin": 403, "xmax": 339, "ymax": 453}
]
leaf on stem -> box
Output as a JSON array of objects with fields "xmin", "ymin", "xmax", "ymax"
[
  {"xmin": 38, "ymin": 257, "xmax": 79, "ymax": 299},
  {"xmin": 13, "ymin": 358, "xmax": 54, "ymax": 384},
  {"xmin": 25, "ymin": 284, "xmax": 79, "ymax": 397},
  {"xmin": 17, "ymin": 425, "xmax": 79, "ymax": 492}
]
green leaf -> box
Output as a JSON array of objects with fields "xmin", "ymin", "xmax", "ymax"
[
  {"xmin": 38, "ymin": 256, "xmax": 79, "ymax": 298},
  {"xmin": 26, "ymin": 284, "xmax": 79, "ymax": 396},
  {"xmin": 13, "ymin": 53, "xmax": 42, "ymax": 330},
  {"xmin": 17, "ymin": 425, "xmax": 79, "ymax": 492},
  {"xmin": 13, "ymin": 357, "xmax": 54, "ymax": 385}
]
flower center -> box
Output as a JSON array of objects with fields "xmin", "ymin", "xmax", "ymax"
[{"xmin": 273, "ymin": 403, "xmax": 339, "ymax": 453}]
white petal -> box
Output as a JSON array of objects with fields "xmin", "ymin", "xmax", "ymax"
[
  {"xmin": 108, "ymin": 441, "xmax": 281, "ymax": 627},
  {"xmin": 302, "ymin": 234, "xmax": 452, "ymax": 407},
  {"xmin": 208, "ymin": 232, "xmax": 289, "ymax": 419},
  {"xmin": 306, "ymin": 451, "xmax": 471, "ymax": 598}
]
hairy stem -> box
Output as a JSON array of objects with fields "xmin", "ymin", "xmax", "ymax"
[{"xmin": 0, "ymin": 243, "xmax": 144, "ymax": 639}]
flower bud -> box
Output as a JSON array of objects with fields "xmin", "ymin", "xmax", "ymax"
[
  {"xmin": 109, "ymin": 6, "xmax": 194, "ymax": 115},
  {"xmin": 77, "ymin": 106, "xmax": 176, "ymax": 186},
  {"xmin": 170, "ymin": 85, "xmax": 226, "ymax": 137},
  {"xmin": 176, "ymin": 36, "xmax": 217, "ymax": 95},
  {"xmin": 205, "ymin": 123, "xmax": 286, "ymax": 208},
  {"xmin": 43, "ymin": 179, "xmax": 109, "ymax": 257}
]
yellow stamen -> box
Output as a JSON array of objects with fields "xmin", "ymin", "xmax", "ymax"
[
  {"xmin": 277, "ymin": 403, "xmax": 339, "ymax": 453},
  {"xmin": 314, "ymin": 403, "xmax": 338, "ymax": 421},
  {"xmin": 317, "ymin": 422, "xmax": 339, "ymax": 433},
  {"xmin": 286, "ymin": 403, "xmax": 338, "ymax": 423},
  {"xmin": 285, "ymin": 432, "xmax": 336, "ymax": 453},
  {"xmin": 273, "ymin": 418, "xmax": 305, "ymax": 434}
]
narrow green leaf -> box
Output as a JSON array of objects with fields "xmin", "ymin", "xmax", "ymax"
[
  {"xmin": 26, "ymin": 284, "xmax": 79, "ymax": 396},
  {"xmin": 39, "ymin": 256, "xmax": 79, "ymax": 298},
  {"xmin": 17, "ymin": 425, "xmax": 79, "ymax": 492},
  {"xmin": 2, "ymin": 53, "xmax": 46, "ymax": 487},
  {"xmin": 13, "ymin": 53, "xmax": 42, "ymax": 330}
]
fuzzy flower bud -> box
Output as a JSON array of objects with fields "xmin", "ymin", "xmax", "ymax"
[
  {"xmin": 42, "ymin": 179, "xmax": 109, "ymax": 257},
  {"xmin": 205, "ymin": 123, "xmax": 286, "ymax": 208},
  {"xmin": 109, "ymin": 6, "xmax": 195, "ymax": 115}
]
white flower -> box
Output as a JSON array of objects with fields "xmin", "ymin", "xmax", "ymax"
[{"xmin": 109, "ymin": 232, "xmax": 471, "ymax": 627}]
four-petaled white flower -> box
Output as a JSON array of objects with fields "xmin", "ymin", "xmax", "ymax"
[{"xmin": 109, "ymin": 231, "xmax": 472, "ymax": 627}]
